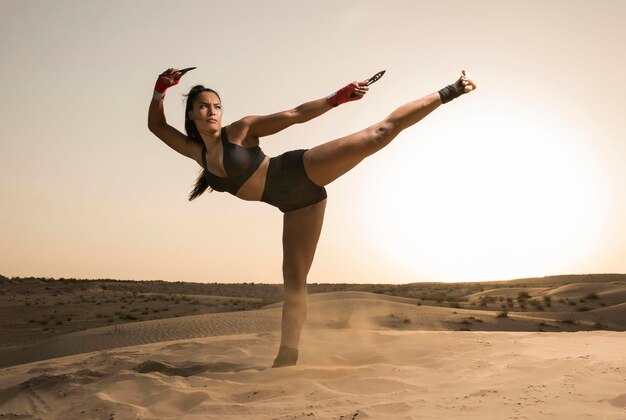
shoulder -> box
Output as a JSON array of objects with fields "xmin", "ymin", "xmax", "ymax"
[{"xmin": 226, "ymin": 119, "xmax": 260, "ymax": 147}]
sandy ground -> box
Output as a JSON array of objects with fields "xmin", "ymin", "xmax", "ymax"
[{"xmin": 1, "ymin": 288, "xmax": 625, "ymax": 420}]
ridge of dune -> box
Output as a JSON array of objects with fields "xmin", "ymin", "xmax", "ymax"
[
  {"xmin": 470, "ymin": 273, "xmax": 626, "ymax": 286},
  {"xmin": 544, "ymin": 282, "xmax": 626, "ymax": 302},
  {"xmin": 264, "ymin": 290, "xmax": 422, "ymax": 309},
  {"xmin": 0, "ymin": 307, "xmax": 282, "ymax": 369},
  {"xmin": 466, "ymin": 287, "xmax": 550, "ymax": 300}
]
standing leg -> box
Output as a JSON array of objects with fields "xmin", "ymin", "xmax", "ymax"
[
  {"xmin": 304, "ymin": 72, "xmax": 477, "ymax": 186},
  {"xmin": 272, "ymin": 199, "xmax": 327, "ymax": 368}
]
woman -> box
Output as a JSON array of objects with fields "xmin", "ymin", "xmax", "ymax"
[{"xmin": 147, "ymin": 68, "xmax": 477, "ymax": 367}]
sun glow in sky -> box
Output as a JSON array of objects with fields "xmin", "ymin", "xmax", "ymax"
[
  {"xmin": 1, "ymin": 0, "xmax": 624, "ymax": 283},
  {"xmin": 360, "ymin": 98, "xmax": 612, "ymax": 282}
]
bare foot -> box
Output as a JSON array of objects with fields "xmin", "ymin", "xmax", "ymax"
[
  {"xmin": 271, "ymin": 346, "xmax": 298, "ymax": 368},
  {"xmin": 460, "ymin": 69, "xmax": 477, "ymax": 93}
]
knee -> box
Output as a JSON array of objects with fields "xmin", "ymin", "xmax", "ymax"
[
  {"xmin": 282, "ymin": 266, "xmax": 307, "ymax": 292},
  {"xmin": 370, "ymin": 121, "xmax": 399, "ymax": 146}
]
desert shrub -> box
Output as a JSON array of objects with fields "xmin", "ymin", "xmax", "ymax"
[
  {"xmin": 577, "ymin": 307, "xmax": 592, "ymax": 312},
  {"xmin": 517, "ymin": 291, "xmax": 530, "ymax": 300},
  {"xmin": 496, "ymin": 311, "xmax": 509, "ymax": 318},
  {"xmin": 585, "ymin": 293, "xmax": 600, "ymax": 300}
]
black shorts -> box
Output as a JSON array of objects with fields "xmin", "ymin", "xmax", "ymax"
[{"xmin": 261, "ymin": 149, "xmax": 327, "ymax": 213}]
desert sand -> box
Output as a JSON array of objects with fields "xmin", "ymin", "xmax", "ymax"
[{"xmin": 1, "ymin": 275, "xmax": 625, "ymax": 419}]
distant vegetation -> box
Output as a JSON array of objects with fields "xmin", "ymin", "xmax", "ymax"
[{"xmin": 1, "ymin": 273, "xmax": 624, "ymax": 347}]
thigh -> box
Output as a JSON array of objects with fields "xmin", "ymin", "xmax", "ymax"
[
  {"xmin": 303, "ymin": 123, "xmax": 391, "ymax": 187},
  {"xmin": 282, "ymin": 199, "xmax": 327, "ymax": 290}
]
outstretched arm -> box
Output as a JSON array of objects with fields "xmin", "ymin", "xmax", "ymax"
[{"xmin": 241, "ymin": 79, "xmax": 369, "ymax": 138}]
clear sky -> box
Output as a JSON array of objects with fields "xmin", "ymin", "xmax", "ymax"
[{"xmin": 1, "ymin": 0, "xmax": 624, "ymax": 284}]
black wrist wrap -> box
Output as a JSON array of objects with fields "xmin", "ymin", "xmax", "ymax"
[{"xmin": 438, "ymin": 78, "xmax": 465, "ymax": 104}]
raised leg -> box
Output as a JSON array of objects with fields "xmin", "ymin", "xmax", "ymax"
[
  {"xmin": 272, "ymin": 199, "xmax": 327, "ymax": 368},
  {"xmin": 303, "ymin": 93, "xmax": 441, "ymax": 186},
  {"xmin": 303, "ymin": 71, "xmax": 476, "ymax": 186}
]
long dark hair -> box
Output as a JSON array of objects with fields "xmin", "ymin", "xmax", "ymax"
[{"xmin": 185, "ymin": 85, "xmax": 221, "ymax": 201}]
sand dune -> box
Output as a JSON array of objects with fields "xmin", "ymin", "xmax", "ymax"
[
  {"xmin": 544, "ymin": 283, "xmax": 626, "ymax": 303},
  {"xmin": 1, "ymin": 282, "xmax": 625, "ymax": 419},
  {"xmin": 0, "ymin": 328, "xmax": 624, "ymax": 419},
  {"xmin": 2, "ymin": 290, "xmax": 624, "ymax": 369},
  {"xmin": 0, "ymin": 308, "xmax": 283, "ymax": 369},
  {"xmin": 587, "ymin": 302, "xmax": 626, "ymax": 329}
]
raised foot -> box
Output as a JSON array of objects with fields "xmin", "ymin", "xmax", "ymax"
[
  {"xmin": 460, "ymin": 69, "xmax": 477, "ymax": 93},
  {"xmin": 438, "ymin": 69, "xmax": 478, "ymax": 104}
]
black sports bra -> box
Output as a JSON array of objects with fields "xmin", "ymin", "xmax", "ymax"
[{"xmin": 201, "ymin": 127, "xmax": 266, "ymax": 195}]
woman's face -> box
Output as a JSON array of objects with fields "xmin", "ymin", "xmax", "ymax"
[{"xmin": 189, "ymin": 91, "xmax": 222, "ymax": 133}]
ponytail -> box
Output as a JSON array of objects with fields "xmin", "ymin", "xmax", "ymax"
[{"xmin": 189, "ymin": 170, "xmax": 210, "ymax": 201}]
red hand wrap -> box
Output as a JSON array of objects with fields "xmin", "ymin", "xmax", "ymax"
[
  {"xmin": 154, "ymin": 71, "xmax": 181, "ymax": 95},
  {"xmin": 326, "ymin": 83, "xmax": 360, "ymax": 107}
]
